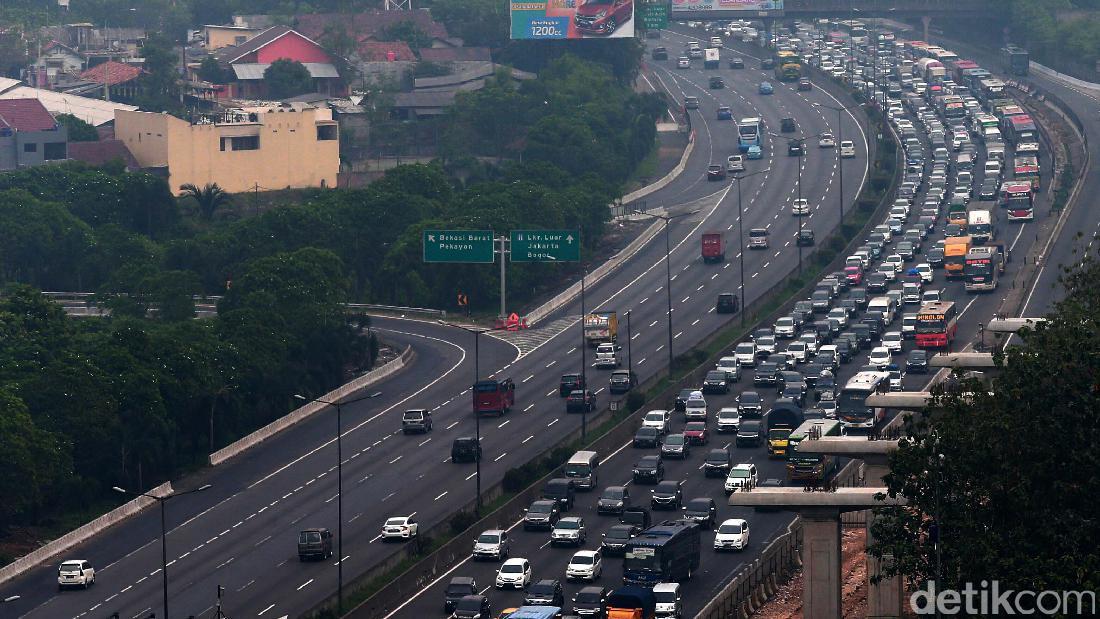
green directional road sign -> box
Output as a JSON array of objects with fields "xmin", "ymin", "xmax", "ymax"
[
  {"xmin": 423, "ymin": 230, "xmax": 495, "ymax": 263},
  {"xmin": 510, "ymin": 229, "xmax": 581, "ymax": 262},
  {"xmin": 641, "ymin": 2, "xmax": 669, "ymax": 31}
]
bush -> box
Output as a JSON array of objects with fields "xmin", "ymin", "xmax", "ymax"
[
  {"xmin": 827, "ymin": 235, "xmax": 847, "ymax": 254},
  {"xmin": 857, "ymin": 198, "xmax": 878, "ymax": 213},
  {"xmin": 626, "ymin": 391, "xmax": 646, "ymax": 412},
  {"xmin": 815, "ymin": 248, "xmax": 836, "ymax": 266},
  {"xmin": 871, "ymin": 173, "xmax": 892, "ymax": 192},
  {"xmin": 450, "ymin": 510, "xmax": 479, "ymax": 535}
]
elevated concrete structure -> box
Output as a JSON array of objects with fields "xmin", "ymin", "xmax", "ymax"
[
  {"xmin": 866, "ymin": 391, "xmax": 931, "ymax": 408},
  {"xmin": 670, "ymin": 0, "xmax": 992, "ymax": 21},
  {"xmin": 730, "ymin": 488, "xmax": 906, "ymax": 619},
  {"xmin": 930, "ymin": 352, "xmax": 997, "ymax": 367},
  {"xmin": 987, "ymin": 317, "xmax": 1046, "ymax": 333}
]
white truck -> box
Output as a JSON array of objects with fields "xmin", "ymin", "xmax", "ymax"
[
  {"xmin": 594, "ymin": 343, "xmax": 621, "ymax": 368},
  {"xmin": 704, "ymin": 48, "xmax": 720, "ymax": 69}
]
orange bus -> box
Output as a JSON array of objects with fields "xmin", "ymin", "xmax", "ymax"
[
  {"xmin": 915, "ymin": 301, "xmax": 959, "ymax": 349},
  {"xmin": 943, "ymin": 236, "xmax": 972, "ymax": 280}
]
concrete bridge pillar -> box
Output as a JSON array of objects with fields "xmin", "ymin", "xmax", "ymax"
[
  {"xmin": 802, "ymin": 508, "xmax": 843, "ymax": 619},
  {"xmin": 867, "ymin": 514, "xmax": 904, "ymax": 618},
  {"xmin": 921, "ymin": 16, "xmax": 932, "ymax": 42}
]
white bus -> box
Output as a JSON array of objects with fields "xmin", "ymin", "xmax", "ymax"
[
  {"xmin": 967, "ymin": 209, "xmax": 994, "ymax": 244},
  {"xmin": 837, "ymin": 371, "xmax": 890, "ymax": 431}
]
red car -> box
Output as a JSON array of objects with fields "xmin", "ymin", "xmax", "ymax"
[
  {"xmin": 844, "ymin": 266, "xmax": 863, "ymax": 285},
  {"xmin": 574, "ymin": 0, "xmax": 633, "ymax": 36},
  {"xmin": 683, "ymin": 421, "xmax": 709, "ymax": 445}
]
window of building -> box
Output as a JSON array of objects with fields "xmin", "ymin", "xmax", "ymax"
[
  {"xmin": 23, "ymin": 143, "xmax": 37, "ymax": 153},
  {"xmin": 43, "ymin": 142, "xmax": 67, "ymax": 160},
  {"xmin": 220, "ymin": 135, "xmax": 260, "ymax": 151},
  {"xmin": 316, "ymin": 125, "xmax": 337, "ymax": 141}
]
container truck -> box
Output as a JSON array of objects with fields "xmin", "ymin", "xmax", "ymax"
[
  {"xmin": 701, "ymin": 232, "xmax": 725, "ymax": 263},
  {"xmin": 1002, "ymin": 44, "xmax": 1029, "ymax": 76},
  {"xmin": 584, "ymin": 311, "xmax": 619, "ymax": 347},
  {"xmin": 704, "ymin": 48, "xmax": 720, "ymax": 70}
]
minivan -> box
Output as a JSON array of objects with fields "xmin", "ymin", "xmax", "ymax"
[
  {"xmin": 451, "ymin": 436, "xmax": 481, "ymax": 462},
  {"xmin": 543, "ymin": 478, "xmax": 576, "ymax": 510},
  {"xmin": 564, "ymin": 451, "xmax": 600, "ymax": 491},
  {"xmin": 298, "ymin": 528, "xmax": 333, "ymax": 561},
  {"xmin": 867, "ymin": 296, "xmax": 896, "ymax": 325}
]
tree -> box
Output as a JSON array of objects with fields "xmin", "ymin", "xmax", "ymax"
[
  {"xmin": 0, "ymin": 389, "xmax": 69, "ymax": 529},
  {"xmin": 137, "ymin": 35, "xmax": 182, "ymax": 114},
  {"xmin": 868, "ymin": 250, "xmax": 1100, "ymax": 596},
  {"xmin": 430, "ymin": 0, "xmax": 510, "ymax": 49},
  {"xmin": 264, "ymin": 59, "xmax": 314, "ymax": 100},
  {"xmin": 180, "ymin": 182, "xmax": 231, "ymax": 220},
  {"xmin": 197, "ymin": 56, "xmax": 230, "ymax": 84},
  {"xmin": 383, "ymin": 21, "xmax": 432, "ymax": 53},
  {"xmin": 55, "ymin": 114, "xmax": 99, "ymax": 142}
]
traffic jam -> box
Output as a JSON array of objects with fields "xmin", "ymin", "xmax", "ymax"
[{"xmin": 424, "ymin": 19, "xmax": 1041, "ymax": 619}]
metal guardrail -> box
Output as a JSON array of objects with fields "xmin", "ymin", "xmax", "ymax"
[
  {"xmin": 346, "ymin": 303, "xmax": 447, "ymax": 318},
  {"xmin": 36, "ymin": 293, "xmax": 449, "ymax": 320}
]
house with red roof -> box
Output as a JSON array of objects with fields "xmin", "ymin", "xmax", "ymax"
[
  {"xmin": 68, "ymin": 61, "xmax": 146, "ymax": 103},
  {"xmin": 0, "ymin": 99, "xmax": 68, "ymax": 170},
  {"xmin": 211, "ymin": 26, "xmax": 345, "ymax": 99}
]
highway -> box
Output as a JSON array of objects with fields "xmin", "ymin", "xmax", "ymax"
[{"xmin": 2, "ymin": 27, "xmax": 870, "ymax": 619}]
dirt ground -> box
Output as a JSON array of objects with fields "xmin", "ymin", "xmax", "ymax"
[{"xmin": 754, "ymin": 528, "xmax": 869, "ymax": 618}]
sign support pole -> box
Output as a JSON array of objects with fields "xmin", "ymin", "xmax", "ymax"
[{"xmin": 497, "ymin": 236, "xmax": 509, "ymax": 319}]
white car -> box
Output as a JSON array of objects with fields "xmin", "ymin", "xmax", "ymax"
[
  {"xmin": 884, "ymin": 254, "xmax": 905, "ymax": 273},
  {"xmin": 551, "ymin": 517, "xmax": 586, "ymax": 547},
  {"xmin": 827, "ymin": 308, "xmax": 848, "ymax": 329},
  {"xmin": 840, "ymin": 140, "xmax": 856, "ymax": 158},
  {"xmin": 57, "ymin": 559, "xmax": 96, "ymax": 589},
  {"xmin": 922, "ymin": 289, "xmax": 943, "ymax": 303},
  {"xmin": 774, "ymin": 317, "xmax": 797, "ymax": 338},
  {"xmin": 684, "ymin": 394, "xmax": 708, "ymax": 420},
  {"xmin": 709, "ymin": 36, "xmax": 723, "ymax": 47},
  {"xmin": 877, "ymin": 263, "xmax": 897, "ymax": 282},
  {"xmin": 734, "ymin": 342, "xmax": 757, "ymax": 367},
  {"xmin": 915, "ymin": 263, "xmax": 933, "ymax": 283},
  {"xmin": 382, "ymin": 515, "xmax": 419, "ymax": 539},
  {"xmin": 882, "ymin": 331, "xmax": 904, "ymax": 353},
  {"xmin": 495, "ymin": 557, "xmax": 532, "ymax": 589},
  {"xmin": 714, "ymin": 518, "xmax": 751, "ymax": 551},
  {"xmin": 727, "ymin": 154, "xmax": 745, "ymax": 172},
  {"xmin": 724, "ymin": 463, "xmax": 758, "ymax": 493},
  {"xmin": 799, "ymin": 332, "xmax": 819, "ymax": 355},
  {"xmin": 818, "ymin": 133, "xmax": 836, "ymax": 148},
  {"xmin": 792, "ymin": 198, "xmax": 810, "ymax": 216},
  {"xmin": 716, "ymin": 356, "xmax": 741, "ymax": 380},
  {"xmin": 473, "ymin": 529, "xmax": 510, "ymax": 561},
  {"xmin": 902, "ymin": 282, "xmax": 922, "ymax": 304},
  {"xmin": 784, "ymin": 341, "xmax": 808, "ymax": 364},
  {"xmin": 642, "ymin": 410, "xmax": 670, "ymax": 434},
  {"xmin": 677, "ymin": 56, "xmax": 691, "ymax": 69},
  {"xmin": 869, "ymin": 346, "xmax": 892, "ymax": 369},
  {"xmin": 716, "ymin": 406, "xmax": 741, "ymax": 433},
  {"xmin": 566, "ymin": 550, "xmax": 603, "ymax": 581}
]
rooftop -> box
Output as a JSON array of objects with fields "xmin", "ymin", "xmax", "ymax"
[
  {"xmin": 0, "ymin": 98, "xmax": 58, "ymax": 132},
  {"xmin": 80, "ymin": 61, "xmax": 143, "ymax": 87}
]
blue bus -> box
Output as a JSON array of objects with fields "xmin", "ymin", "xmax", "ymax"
[
  {"xmin": 623, "ymin": 520, "xmax": 701, "ymax": 587},
  {"xmin": 738, "ymin": 117, "xmax": 762, "ymax": 152}
]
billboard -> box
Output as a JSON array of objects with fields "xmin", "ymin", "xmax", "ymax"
[
  {"xmin": 511, "ymin": 0, "xmax": 635, "ymax": 40},
  {"xmin": 671, "ymin": 0, "xmax": 782, "ymax": 13}
]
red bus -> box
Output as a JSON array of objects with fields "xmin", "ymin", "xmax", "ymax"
[
  {"xmin": 915, "ymin": 301, "xmax": 959, "ymax": 349},
  {"xmin": 1014, "ymin": 155, "xmax": 1040, "ymax": 191},
  {"xmin": 1001, "ymin": 182, "xmax": 1034, "ymax": 221},
  {"xmin": 473, "ymin": 378, "xmax": 514, "ymax": 416}
]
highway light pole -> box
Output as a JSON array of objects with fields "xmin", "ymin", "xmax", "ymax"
[
  {"xmin": 293, "ymin": 389, "xmax": 382, "ymax": 615},
  {"xmin": 113, "ymin": 483, "xmax": 212, "ymax": 619},
  {"xmin": 730, "ymin": 169, "xmax": 770, "ymax": 327},
  {"xmin": 625, "ymin": 310, "xmax": 633, "ymax": 377},
  {"xmin": 633, "ymin": 209, "xmax": 699, "ymax": 373},
  {"xmin": 767, "ymin": 130, "xmax": 829, "ymax": 275},
  {"xmin": 580, "ymin": 266, "xmax": 588, "ymax": 440},
  {"xmin": 439, "ymin": 321, "xmax": 490, "ymax": 516},
  {"xmin": 815, "ymin": 101, "xmax": 863, "ymax": 225}
]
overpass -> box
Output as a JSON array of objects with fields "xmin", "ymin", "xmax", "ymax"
[{"xmin": 668, "ymin": 0, "xmax": 993, "ymax": 23}]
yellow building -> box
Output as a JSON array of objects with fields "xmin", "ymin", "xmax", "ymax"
[
  {"xmin": 203, "ymin": 25, "xmax": 264, "ymax": 50},
  {"xmin": 115, "ymin": 103, "xmax": 339, "ymax": 195}
]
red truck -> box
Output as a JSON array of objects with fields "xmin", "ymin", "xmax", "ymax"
[
  {"xmin": 701, "ymin": 232, "xmax": 724, "ymax": 263},
  {"xmin": 473, "ymin": 378, "xmax": 514, "ymax": 416}
]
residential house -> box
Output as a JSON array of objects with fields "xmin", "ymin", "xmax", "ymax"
[
  {"xmin": 115, "ymin": 103, "xmax": 339, "ymax": 194},
  {"xmin": 64, "ymin": 61, "xmax": 144, "ymax": 103},
  {"xmin": 0, "ymin": 99, "xmax": 68, "ymax": 170},
  {"xmin": 202, "ymin": 24, "xmax": 264, "ymax": 50},
  {"xmin": 0, "ymin": 80, "xmax": 138, "ymax": 127},
  {"xmin": 294, "ymin": 10, "xmax": 451, "ymax": 47},
  {"xmin": 213, "ymin": 26, "xmax": 345, "ymax": 99},
  {"xmin": 394, "ymin": 65, "xmax": 535, "ymax": 120},
  {"xmin": 31, "ymin": 41, "xmax": 86, "ymax": 85}
]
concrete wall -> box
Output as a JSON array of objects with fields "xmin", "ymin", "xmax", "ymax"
[{"xmin": 116, "ymin": 106, "xmax": 339, "ymax": 194}]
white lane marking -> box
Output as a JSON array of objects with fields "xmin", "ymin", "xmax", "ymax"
[
  {"xmin": 435, "ymin": 491, "xmax": 448, "ymax": 501},
  {"xmin": 494, "ymin": 452, "xmax": 508, "ymax": 462}
]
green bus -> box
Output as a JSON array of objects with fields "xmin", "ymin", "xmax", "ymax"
[
  {"xmin": 786, "ymin": 419, "xmax": 842, "ymax": 482},
  {"xmin": 774, "ymin": 50, "xmax": 802, "ymax": 81}
]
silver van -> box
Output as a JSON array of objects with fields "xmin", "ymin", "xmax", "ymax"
[{"xmin": 564, "ymin": 451, "xmax": 600, "ymax": 490}]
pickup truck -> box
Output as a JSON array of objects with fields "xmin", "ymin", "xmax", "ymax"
[{"xmin": 594, "ymin": 343, "xmax": 622, "ymax": 368}]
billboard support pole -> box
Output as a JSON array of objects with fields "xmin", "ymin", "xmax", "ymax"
[{"xmin": 497, "ymin": 236, "xmax": 509, "ymax": 319}]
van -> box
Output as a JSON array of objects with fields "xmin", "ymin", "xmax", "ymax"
[
  {"xmin": 955, "ymin": 152, "xmax": 975, "ymax": 171},
  {"xmin": 298, "ymin": 528, "xmax": 333, "ymax": 561},
  {"xmin": 867, "ymin": 296, "xmax": 896, "ymax": 325},
  {"xmin": 684, "ymin": 96, "xmax": 700, "ymax": 110},
  {"xmin": 748, "ymin": 228, "xmax": 769, "ymax": 249},
  {"xmin": 543, "ymin": 478, "xmax": 576, "ymax": 511},
  {"xmin": 451, "ymin": 436, "xmax": 481, "ymax": 463},
  {"xmin": 564, "ymin": 451, "xmax": 600, "ymax": 490},
  {"xmin": 984, "ymin": 159, "xmax": 1002, "ymax": 179}
]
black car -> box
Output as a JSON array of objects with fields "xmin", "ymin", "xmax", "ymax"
[
  {"xmin": 835, "ymin": 340, "xmax": 853, "ymax": 363},
  {"xmin": 709, "ymin": 76, "xmax": 725, "ymax": 89},
  {"xmin": 650, "ymin": 480, "xmax": 683, "ymax": 510},
  {"xmin": 761, "ymin": 57, "xmax": 776, "ymax": 69},
  {"xmin": 601, "ymin": 524, "xmax": 640, "ymax": 555},
  {"xmin": 445, "ymin": 577, "xmax": 478, "ymax": 613},
  {"xmin": 716, "ymin": 292, "xmax": 740, "ymax": 313},
  {"xmin": 560, "ymin": 373, "xmax": 585, "ymax": 396},
  {"xmin": 849, "ymin": 288, "xmax": 869, "ymax": 308},
  {"xmin": 633, "ymin": 455, "xmax": 665, "ymax": 483},
  {"xmin": 707, "ymin": 164, "xmax": 726, "ymax": 181},
  {"xmin": 753, "ymin": 362, "xmax": 779, "ymax": 386},
  {"xmin": 452, "ymin": 594, "xmax": 491, "ymax": 619},
  {"xmin": 523, "ymin": 499, "xmax": 561, "ymax": 530},
  {"xmin": 927, "ymin": 247, "xmax": 945, "ymax": 266},
  {"xmin": 781, "ymin": 117, "xmax": 797, "ymax": 132},
  {"xmin": 674, "ymin": 389, "xmax": 695, "ymax": 412},
  {"xmin": 866, "ymin": 272, "xmax": 888, "ymax": 292},
  {"xmin": 702, "ymin": 370, "xmax": 729, "ymax": 394},
  {"xmin": 737, "ymin": 391, "xmax": 763, "ymax": 417},
  {"xmin": 660, "ymin": 433, "xmax": 690, "ymax": 459},
  {"xmin": 566, "ymin": 389, "xmax": 596, "ymax": 413},
  {"xmin": 802, "ymin": 362, "xmax": 825, "ymax": 386},
  {"xmin": 609, "ymin": 370, "xmax": 637, "ymax": 394},
  {"xmin": 906, "ymin": 349, "xmax": 929, "ymax": 373},
  {"xmin": 683, "ymin": 497, "xmax": 717, "ymax": 529},
  {"xmin": 633, "ymin": 426, "xmax": 661, "ymax": 448},
  {"xmin": 573, "ymin": 585, "xmax": 611, "ymax": 618},
  {"xmin": 736, "ymin": 419, "xmax": 763, "ymax": 447},
  {"xmin": 597, "ymin": 485, "xmax": 631, "ymax": 515},
  {"xmin": 729, "ymin": 57, "xmax": 745, "ymax": 69},
  {"xmin": 788, "ymin": 139, "xmax": 804, "ymax": 156},
  {"xmin": 703, "ymin": 447, "xmax": 733, "ymax": 477},
  {"xmin": 652, "ymin": 46, "xmax": 668, "ymax": 60},
  {"xmin": 451, "ymin": 436, "xmax": 481, "ymax": 463},
  {"xmin": 525, "ymin": 579, "xmax": 565, "ymax": 607}
]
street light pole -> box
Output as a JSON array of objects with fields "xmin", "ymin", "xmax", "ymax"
[
  {"xmin": 730, "ymin": 169, "xmax": 771, "ymax": 327},
  {"xmin": 112, "ymin": 484, "xmax": 212, "ymax": 619},
  {"xmin": 625, "ymin": 310, "xmax": 633, "ymax": 377},
  {"xmin": 632, "ymin": 210, "xmax": 699, "ymax": 374},
  {"xmin": 815, "ymin": 102, "xmax": 863, "ymax": 225},
  {"xmin": 580, "ymin": 267, "xmax": 588, "ymax": 440},
  {"xmin": 438, "ymin": 322, "xmax": 489, "ymax": 516},
  {"xmin": 293, "ymin": 390, "xmax": 382, "ymax": 615}
]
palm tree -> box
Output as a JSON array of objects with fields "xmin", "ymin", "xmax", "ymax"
[{"xmin": 180, "ymin": 183, "xmax": 231, "ymax": 220}]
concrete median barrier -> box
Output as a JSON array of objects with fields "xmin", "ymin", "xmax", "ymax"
[
  {"xmin": 209, "ymin": 346, "xmax": 414, "ymax": 466},
  {"xmin": 0, "ymin": 482, "xmax": 172, "ymax": 586}
]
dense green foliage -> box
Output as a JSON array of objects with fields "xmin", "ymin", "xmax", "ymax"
[
  {"xmin": 1004, "ymin": 1, "xmax": 1100, "ymax": 78},
  {"xmin": 869, "ymin": 252, "xmax": 1100, "ymax": 594},
  {"xmin": 264, "ymin": 58, "xmax": 315, "ymax": 99},
  {"xmin": 55, "ymin": 114, "xmax": 99, "ymax": 142}
]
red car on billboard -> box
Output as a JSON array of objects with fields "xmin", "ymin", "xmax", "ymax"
[{"xmin": 574, "ymin": 0, "xmax": 633, "ymax": 36}]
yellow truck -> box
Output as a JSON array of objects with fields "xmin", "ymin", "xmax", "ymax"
[
  {"xmin": 583, "ymin": 311, "xmax": 618, "ymax": 347},
  {"xmin": 944, "ymin": 235, "xmax": 972, "ymax": 280}
]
